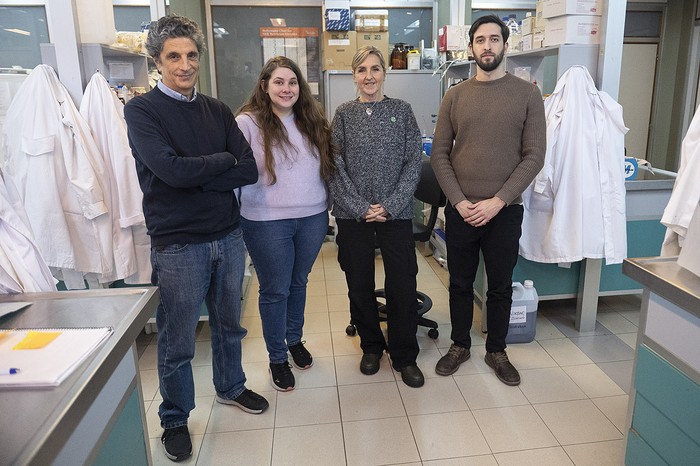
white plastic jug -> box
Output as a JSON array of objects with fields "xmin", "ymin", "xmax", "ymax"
[{"xmin": 507, "ymin": 280, "xmax": 538, "ymax": 343}]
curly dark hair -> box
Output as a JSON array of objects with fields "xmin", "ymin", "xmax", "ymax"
[{"xmin": 145, "ymin": 14, "xmax": 205, "ymax": 60}]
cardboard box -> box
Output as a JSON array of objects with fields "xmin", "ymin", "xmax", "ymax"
[
  {"xmin": 356, "ymin": 31, "xmax": 389, "ymax": 60},
  {"xmin": 322, "ymin": 31, "xmax": 356, "ymax": 70},
  {"xmin": 354, "ymin": 10, "xmax": 388, "ymax": 32},
  {"xmin": 542, "ymin": 0, "xmax": 603, "ymax": 18},
  {"xmin": 533, "ymin": 32, "xmax": 545, "ymax": 49},
  {"xmin": 438, "ymin": 25, "xmax": 469, "ymax": 52},
  {"xmin": 543, "ymin": 15, "xmax": 601, "ymax": 46},
  {"xmin": 325, "ymin": 9, "xmax": 350, "ymax": 31},
  {"xmin": 522, "ymin": 34, "xmax": 534, "ymax": 52},
  {"xmin": 521, "ymin": 16, "xmax": 535, "ymax": 35}
]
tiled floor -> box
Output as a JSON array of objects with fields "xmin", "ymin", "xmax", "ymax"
[{"xmin": 137, "ymin": 241, "xmax": 640, "ymax": 465}]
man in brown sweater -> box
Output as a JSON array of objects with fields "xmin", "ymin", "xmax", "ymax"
[{"xmin": 430, "ymin": 15, "xmax": 546, "ymax": 386}]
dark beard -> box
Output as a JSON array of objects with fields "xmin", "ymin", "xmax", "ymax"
[{"xmin": 475, "ymin": 49, "xmax": 504, "ymax": 72}]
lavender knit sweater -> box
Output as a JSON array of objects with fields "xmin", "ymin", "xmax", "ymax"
[{"xmin": 330, "ymin": 97, "xmax": 422, "ymax": 221}]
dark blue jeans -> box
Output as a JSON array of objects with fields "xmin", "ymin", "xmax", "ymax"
[
  {"xmin": 445, "ymin": 203, "xmax": 523, "ymax": 353},
  {"xmin": 151, "ymin": 228, "xmax": 247, "ymax": 429},
  {"xmin": 241, "ymin": 211, "xmax": 328, "ymax": 364},
  {"xmin": 335, "ymin": 218, "xmax": 419, "ymax": 368}
]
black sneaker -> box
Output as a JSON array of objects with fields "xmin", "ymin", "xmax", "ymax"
[
  {"xmin": 161, "ymin": 425, "xmax": 192, "ymax": 462},
  {"xmin": 485, "ymin": 351, "xmax": 521, "ymax": 386},
  {"xmin": 435, "ymin": 344, "xmax": 471, "ymax": 376},
  {"xmin": 269, "ymin": 361, "xmax": 295, "ymax": 391},
  {"xmin": 288, "ymin": 341, "xmax": 313, "ymax": 369},
  {"xmin": 216, "ymin": 388, "xmax": 269, "ymax": 414}
]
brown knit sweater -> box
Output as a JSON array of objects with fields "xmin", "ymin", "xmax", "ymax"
[{"xmin": 430, "ymin": 72, "xmax": 546, "ymax": 206}]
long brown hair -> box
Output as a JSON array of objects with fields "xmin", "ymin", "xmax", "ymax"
[{"xmin": 237, "ymin": 56, "xmax": 336, "ymax": 185}]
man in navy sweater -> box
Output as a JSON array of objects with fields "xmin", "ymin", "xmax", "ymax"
[{"xmin": 124, "ymin": 14, "xmax": 266, "ymax": 462}]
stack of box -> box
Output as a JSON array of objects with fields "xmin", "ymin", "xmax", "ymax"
[
  {"xmin": 354, "ymin": 9, "xmax": 389, "ymax": 60},
  {"xmin": 541, "ymin": 0, "xmax": 603, "ymax": 47},
  {"xmin": 521, "ymin": 6, "xmax": 546, "ymax": 51},
  {"xmin": 322, "ymin": 1, "xmax": 353, "ymax": 70}
]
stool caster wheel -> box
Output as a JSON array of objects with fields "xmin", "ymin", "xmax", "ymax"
[
  {"xmin": 346, "ymin": 324, "xmax": 357, "ymax": 336},
  {"xmin": 428, "ymin": 328, "xmax": 439, "ymax": 339}
]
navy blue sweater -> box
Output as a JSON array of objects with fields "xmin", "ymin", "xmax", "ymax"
[{"xmin": 124, "ymin": 87, "xmax": 258, "ymax": 247}]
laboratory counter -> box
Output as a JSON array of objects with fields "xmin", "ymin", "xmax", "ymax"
[{"xmin": 0, "ymin": 287, "xmax": 159, "ymax": 466}]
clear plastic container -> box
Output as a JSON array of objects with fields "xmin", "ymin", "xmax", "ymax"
[{"xmin": 506, "ymin": 280, "xmax": 538, "ymax": 344}]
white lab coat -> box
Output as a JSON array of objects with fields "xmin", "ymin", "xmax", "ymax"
[
  {"xmin": 0, "ymin": 169, "xmax": 57, "ymax": 293},
  {"xmin": 520, "ymin": 66, "xmax": 628, "ymax": 265},
  {"xmin": 80, "ymin": 72, "xmax": 151, "ymax": 284},
  {"xmin": 660, "ymin": 106, "xmax": 700, "ymax": 255},
  {"xmin": 2, "ymin": 65, "xmax": 113, "ymax": 284}
]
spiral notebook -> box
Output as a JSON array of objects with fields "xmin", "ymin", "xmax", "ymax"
[{"xmin": 0, "ymin": 327, "xmax": 113, "ymax": 388}]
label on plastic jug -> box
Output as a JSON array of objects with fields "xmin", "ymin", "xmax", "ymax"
[{"xmin": 509, "ymin": 305, "xmax": 527, "ymax": 324}]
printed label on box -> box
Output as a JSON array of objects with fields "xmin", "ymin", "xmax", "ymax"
[{"xmin": 510, "ymin": 305, "xmax": 527, "ymax": 324}]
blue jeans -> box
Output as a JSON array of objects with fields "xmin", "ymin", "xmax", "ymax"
[
  {"xmin": 241, "ymin": 211, "xmax": 328, "ymax": 364},
  {"xmin": 445, "ymin": 203, "xmax": 523, "ymax": 353},
  {"xmin": 152, "ymin": 228, "xmax": 248, "ymax": 429}
]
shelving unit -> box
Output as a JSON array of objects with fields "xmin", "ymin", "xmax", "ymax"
[{"xmin": 505, "ymin": 44, "xmax": 599, "ymax": 94}]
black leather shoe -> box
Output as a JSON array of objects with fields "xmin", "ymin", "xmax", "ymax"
[
  {"xmin": 360, "ymin": 353, "xmax": 382, "ymax": 375},
  {"xmin": 398, "ymin": 364, "xmax": 425, "ymax": 388}
]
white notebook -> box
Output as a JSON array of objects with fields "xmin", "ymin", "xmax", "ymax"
[{"xmin": 0, "ymin": 327, "xmax": 113, "ymax": 388}]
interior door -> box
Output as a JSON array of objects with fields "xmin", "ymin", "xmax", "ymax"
[{"xmin": 619, "ymin": 43, "xmax": 658, "ymax": 160}]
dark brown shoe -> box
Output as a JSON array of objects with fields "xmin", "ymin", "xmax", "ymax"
[
  {"xmin": 485, "ymin": 351, "xmax": 520, "ymax": 386},
  {"xmin": 435, "ymin": 344, "xmax": 470, "ymax": 376}
]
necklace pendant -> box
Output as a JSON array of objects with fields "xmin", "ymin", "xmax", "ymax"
[{"xmin": 366, "ymin": 107, "xmax": 372, "ymax": 116}]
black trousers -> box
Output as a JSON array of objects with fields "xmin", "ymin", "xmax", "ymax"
[
  {"xmin": 444, "ymin": 203, "xmax": 523, "ymax": 353},
  {"xmin": 336, "ymin": 218, "xmax": 419, "ymax": 368}
]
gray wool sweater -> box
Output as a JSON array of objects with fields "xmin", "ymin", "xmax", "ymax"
[{"xmin": 330, "ymin": 97, "xmax": 422, "ymax": 221}]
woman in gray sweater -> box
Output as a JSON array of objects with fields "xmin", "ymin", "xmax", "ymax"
[{"xmin": 329, "ymin": 46, "xmax": 424, "ymax": 388}]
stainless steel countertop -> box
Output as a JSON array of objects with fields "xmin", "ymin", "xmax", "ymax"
[
  {"xmin": 622, "ymin": 257, "xmax": 700, "ymax": 318},
  {"xmin": 0, "ymin": 287, "xmax": 159, "ymax": 466}
]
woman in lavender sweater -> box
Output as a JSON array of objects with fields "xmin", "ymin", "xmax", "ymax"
[
  {"xmin": 236, "ymin": 57, "xmax": 335, "ymax": 392},
  {"xmin": 329, "ymin": 46, "xmax": 424, "ymax": 388}
]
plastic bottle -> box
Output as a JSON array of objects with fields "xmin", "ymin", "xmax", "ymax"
[
  {"xmin": 422, "ymin": 132, "xmax": 432, "ymax": 156},
  {"xmin": 505, "ymin": 15, "xmax": 520, "ymax": 36},
  {"xmin": 506, "ymin": 280, "xmax": 539, "ymax": 344}
]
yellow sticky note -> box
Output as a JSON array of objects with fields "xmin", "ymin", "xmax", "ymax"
[{"xmin": 13, "ymin": 331, "xmax": 62, "ymax": 349}]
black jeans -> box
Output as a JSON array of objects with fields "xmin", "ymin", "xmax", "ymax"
[
  {"xmin": 336, "ymin": 218, "xmax": 419, "ymax": 368},
  {"xmin": 445, "ymin": 203, "xmax": 523, "ymax": 353}
]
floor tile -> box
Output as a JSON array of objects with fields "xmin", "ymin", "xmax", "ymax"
[
  {"xmin": 534, "ymin": 399, "xmax": 623, "ymax": 445},
  {"xmin": 271, "ymin": 423, "xmax": 345, "ymax": 466},
  {"xmin": 325, "ymin": 278, "xmax": 348, "ymax": 296},
  {"xmin": 596, "ymin": 312, "xmax": 639, "ymax": 334},
  {"xmin": 334, "ymin": 353, "xmax": 395, "ymax": 385},
  {"xmin": 494, "ymin": 446, "xmax": 574, "ymax": 465},
  {"xmin": 294, "ymin": 356, "xmax": 337, "ymax": 389},
  {"xmin": 206, "ymin": 391, "xmax": 276, "ymax": 433},
  {"xmin": 304, "ymin": 294, "xmax": 330, "ymax": 313},
  {"xmin": 343, "ymin": 417, "xmax": 420, "ymax": 466},
  {"xmin": 591, "ymin": 395, "xmax": 629, "ymax": 432},
  {"xmin": 240, "ymin": 315, "xmax": 264, "ymax": 338},
  {"xmin": 546, "ymin": 310, "xmax": 612, "ymax": 337},
  {"xmin": 146, "ymin": 395, "xmax": 213, "ymax": 438},
  {"xmin": 196, "ymin": 429, "xmax": 273, "ymax": 465},
  {"xmin": 397, "ymin": 375, "xmax": 469, "ymax": 416},
  {"xmin": 563, "ymin": 439, "xmax": 626, "ymax": 466},
  {"xmin": 410, "ymin": 411, "xmax": 491, "ymax": 460},
  {"xmin": 138, "ymin": 344, "xmax": 158, "ymax": 370},
  {"xmin": 338, "ymin": 381, "xmax": 406, "ymax": 421},
  {"xmin": 562, "ymin": 364, "xmax": 626, "ymax": 398},
  {"xmin": 569, "ymin": 334, "xmax": 635, "ymax": 363},
  {"xmin": 191, "ymin": 340, "xmax": 213, "ymax": 366},
  {"xmin": 534, "ymin": 315, "xmax": 567, "ymax": 340},
  {"xmin": 331, "ymin": 331, "xmax": 363, "ymax": 356},
  {"xmin": 454, "ymin": 372, "xmax": 529, "ymax": 409},
  {"xmin": 423, "ymin": 456, "xmax": 498, "ymax": 466},
  {"xmin": 538, "ymin": 338, "xmax": 594, "ymax": 366},
  {"xmin": 618, "ymin": 309, "xmax": 641, "ymax": 326},
  {"xmin": 519, "ymin": 367, "xmax": 587, "ymax": 404},
  {"xmin": 274, "ymin": 386, "xmax": 340, "ymax": 427},
  {"xmin": 597, "ymin": 360, "xmax": 634, "ymax": 393},
  {"xmin": 472, "ymin": 405, "xmax": 558, "ymax": 453},
  {"xmin": 301, "ymin": 312, "xmax": 330, "ymax": 334},
  {"xmin": 241, "ymin": 336, "xmax": 270, "ymax": 363},
  {"xmin": 504, "ymin": 341, "xmax": 558, "ymax": 370},
  {"xmin": 617, "ymin": 332, "xmax": 638, "ymax": 349},
  {"xmin": 140, "ymin": 369, "xmax": 159, "ymax": 401}
]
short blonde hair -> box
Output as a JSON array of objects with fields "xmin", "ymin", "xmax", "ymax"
[{"xmin": 351, "ymin": 46, "xmax": 387, "ymax": 73}]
